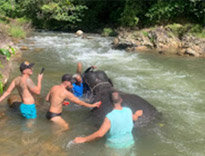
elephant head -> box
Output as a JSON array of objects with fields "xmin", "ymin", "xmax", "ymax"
[{"xmin": 83, "ymin": 70, "xmax": 113, "ymax": 94}]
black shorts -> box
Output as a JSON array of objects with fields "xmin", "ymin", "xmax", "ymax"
[{"xmin": 46, "ymin": 111, "xmax": 62, "ymax": 120}]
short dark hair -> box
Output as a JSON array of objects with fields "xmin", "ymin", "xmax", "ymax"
[
  {"xmin": 110, "ymin": 91, "xmax": 121, "ymax": 104},
  {"xmin": 20, "ymin": 61, "xmax": 34, "ymax": 72}
]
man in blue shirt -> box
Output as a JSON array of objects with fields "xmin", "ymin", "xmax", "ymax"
[
  {"xmin": 72, "ymin": 73, "xmax": 83, "ymax": 98},
  {"xmin": 73, "ymin": 91, "xmax": 143, "ymax": 148},
  {"xmin": 72, "ymin": 62, "xmax": 96, "ymax": 98}
]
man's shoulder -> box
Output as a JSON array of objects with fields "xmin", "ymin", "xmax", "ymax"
[
  {"xmin": 14, "ymin": 76, "xmax": 21, "ymax": 81},
  {"xmin": 50, "ymin": 85, "xmax": 61, "ymax": 91},
  {"xmin": 13, "ymin": 76, "xmax": 22, "ymax": 84},
  {"xmin": 123, "ymin": 107, "xmax": 132, "ymax": 113}
]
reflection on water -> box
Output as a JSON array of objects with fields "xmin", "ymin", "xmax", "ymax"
[{"xmin": 0, "ymin": 32, "xmax": 204, "ymax": 156}]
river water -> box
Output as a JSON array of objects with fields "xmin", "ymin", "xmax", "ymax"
[{"xmin": 0, "ymin": 32, "xmax": 204, "ymax": 156}]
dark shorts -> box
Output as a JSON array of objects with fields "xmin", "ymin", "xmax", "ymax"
[{"xmin": 46, "ymin": 111, "xmax": 62, "ymax": 120}]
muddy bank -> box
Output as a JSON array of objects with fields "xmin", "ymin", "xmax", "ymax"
[{"xmin": 113, "ymin": 26, "xmax": 205, "ymax": 57}]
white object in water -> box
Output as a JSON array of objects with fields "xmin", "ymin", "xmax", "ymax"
[
  {"xmin": 76, "ymin": 30, "xmax": 83, "ymax": 36},
  {"xmin": 66, "ymin": 140, "xmax": 74, "ymax": 149}
]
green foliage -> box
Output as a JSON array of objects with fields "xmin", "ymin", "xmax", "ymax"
[
  {"xmin": 0, "ymin": 80, "xmax": 3, "ymax": 94},
  {"xmin": 194, "ymin": 29, "xmax": 205, "ymax": 38},
  {"xmin": 16, "ymin": 17, "xmax": 31, "ymax": 25},
  {"xmin": 120, "ymin": 3, "xmax": 138, "ymax": 26},
  {"xmin": 102, "ymin": 28, "xmax": 117, "ymax": 37},
  {"xmin": 166, "ymin": 23, "xmax": 205, "ymax": 38},
  {"xmin": 145, "ymin": 0, "xmax": 205, "ymax": 25},
  {"xmin": 0, "ymin": 0, "xmax": 15, "ymax": 17},
  {"xmin": 40, "ymin": 1, "xmax": 87, "ymax": 28},
  {"xmin": 0, "ymin": 47, "xmax": 16, "ymax": 60},
  {"xmin": 0, "ymin": 0, "xmax": 204, "ymax": 30},
  {"xmin": 8, "ymin": 25, "xmax": 26, "ymax": 38},
  {"xmin": 142, "ymin": 31, "xmax": 149, "ymax": 37},
  {"xmin": 0, "ymin": 48, "xmax": 11, "ymax": 60},
  {"xmin": 166, "ymin": 23, "xmax": 184, "ymax": 37}
]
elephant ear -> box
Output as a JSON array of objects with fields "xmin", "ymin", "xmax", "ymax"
[{"xmin": 95, "ymin": 70, "xmax": 109, "ymax": 82}]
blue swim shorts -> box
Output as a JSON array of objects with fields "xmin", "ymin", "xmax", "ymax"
[{"xmin": 20, "ymin": 103, "xmax": 37, "ymax": 119}]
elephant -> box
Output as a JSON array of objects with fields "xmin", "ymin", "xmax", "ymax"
[{"xmin": 83, "ymin": 69, "xmax": 161, "ymax": 127}]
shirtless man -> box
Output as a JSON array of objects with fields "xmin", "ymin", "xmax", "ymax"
[
  {"xmin": 0, "ymin": 61, "xmax": 43, "ymax": 119},
  {"xmin": 46, "ymin": 74, "xmax": 101, "ymax": 131}
]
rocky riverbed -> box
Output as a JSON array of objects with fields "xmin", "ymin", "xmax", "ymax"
[{"xmin": 113, "ymin": 26, "xmax": 205, "ymax": 57}]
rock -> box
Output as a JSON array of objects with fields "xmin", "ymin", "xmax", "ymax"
[
  {"xmin": 181, "ymin": 35, "xmax": 205, "ymax": 57},
  {"xmin": 113, "ymin": 38, "xmax": 119, "ymax": 45},
  {"xmin": 7, "ymin": 94, "xmax": 42, "ymax": 108},
  {"xmin": 7, "ymin": 94, "xmax": 22, "ymax": 108},
  {"xmin": 76, "ymin": 30, "xmax": 83, "ymax": 36},
  {"xmin": 158, "ymin": 50, "xmax": 165, "ymax": 55},
  {"xmin": 113, "ymin": 26, "xmax": 205, "ymax": 57},
  {"xmin": 20, "ymin": 46, "xmax": 29, "ymax": 50},
  {"xmin": 135, "ymin": 46, "xmax": 149, "ymax": 52},
  {"xmin": 185, "ymin": 48, "xmax": 200, "ymax": 57}
]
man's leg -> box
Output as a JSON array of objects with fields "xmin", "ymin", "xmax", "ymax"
[{"xmin": 50, "ymin": 116, "xmax": 69, "ymax": 131}]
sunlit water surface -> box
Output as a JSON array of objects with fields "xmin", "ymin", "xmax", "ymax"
[{"xmin": 0, "ymin": 32, "xmax": 204, "ymax": 156}]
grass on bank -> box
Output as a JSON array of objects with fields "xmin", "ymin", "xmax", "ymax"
[
  {"xmin": 8, "ymin": 26, "xmax": 26, "ymax": 38},
  {"xmin": 166, "ymin": 23, "xmax": 205, "ymax": 39},
  {"xmin": 0, "ymin": 16, "xmax": 30, "ymax": 39}
]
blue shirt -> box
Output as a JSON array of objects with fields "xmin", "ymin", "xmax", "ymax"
[
  {"xmin": 106, "ymin": 107, "xmax": 135, "ymax": 148},
  {"xmin": 72, "ymin": 82, "xmax": 83, "ymax": 98}
]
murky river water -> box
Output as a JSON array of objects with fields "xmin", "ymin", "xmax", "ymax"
[{"xmin": 0, "ymin": 32, "xmax": 204, "ymax": 156}]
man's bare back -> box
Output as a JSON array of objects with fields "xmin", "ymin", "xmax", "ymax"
[
  {"xmin": 14, "ymin": 76, "xmax": 36, "ymax": 105},
  {"xmin": 0, "ymin": 61, "xmax": 43, "ymax": 119}
]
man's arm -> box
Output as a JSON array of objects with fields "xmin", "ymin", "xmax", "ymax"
[
  {"xmin": 0, "ymin": 80, "xmax": 16, "ymax": 103},
  {"xmin": 76, "ymin": 62, "xmax": 82, "ymax": 75},
  {"xmin": 133, "ymin": 110, "xmax": 143, "ymax": 121},
  {"xmin": 27, "ymin": 74, "xmax": 43, "ymax": 95},
  {"xmin": 74, "ymin": 117, "xmax": 111, "ymax": 144},
  {"xmin": 45, "ymin": 90, "xmax": 50, "ymax": 102},
  {"xmin": 66, "ymin": 91, "xmax": 101, "ymax": 108}
]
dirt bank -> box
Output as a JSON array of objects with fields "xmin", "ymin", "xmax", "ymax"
[{"xmin": 113, "ymin": 26, "xmax": 205, "ymax": 57}]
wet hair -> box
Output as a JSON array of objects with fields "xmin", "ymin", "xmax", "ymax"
[{"xmin": 110, "ymin": 91, "xmax": 121, "ymax": 104}]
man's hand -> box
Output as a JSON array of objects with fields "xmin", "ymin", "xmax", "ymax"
[
  {"xmin": 92, "ymin": 101, "xmax": 102, "ymax": 108},
  {"xmin": 91, "ymin": 65, "xmax": 97, "ymax": 69},
  {"xmin": 38, "ymin": 74, "xmax": 43, "ymax": 82},
  {"xmin": 73, "ymin": 137, "xmax": 86, "ymax": 144},
  {"xmin": 135, "ymin": 110, "xmax": 143, "ymax": 117},
  {"xmin": 133, "ymin": 110, "xmax": 143, "ymax": 121}
]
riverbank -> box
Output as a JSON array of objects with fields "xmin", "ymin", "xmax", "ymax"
[
  {"xmin": 112, "ymin": 24, "xmax": 205, "ymax": 57},
  {"xmin": 0, "ymin": 16, "xmax": 31, "ymax": 91}
]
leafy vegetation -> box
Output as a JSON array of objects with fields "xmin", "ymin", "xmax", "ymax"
[
  {"xmin": 0, "ymin": 47, "xmax": 16, "ymax": 60},
  {"xmin": 102, "ymin": 28, "xmax": 117, "ymax": 37},
  {"xmin": 0, "ymin": 0, "xmax": 204, "ymax": 31},
  {"xmin": 8, "ymin": 25, "xmax": 26, "ymax": 38}
]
